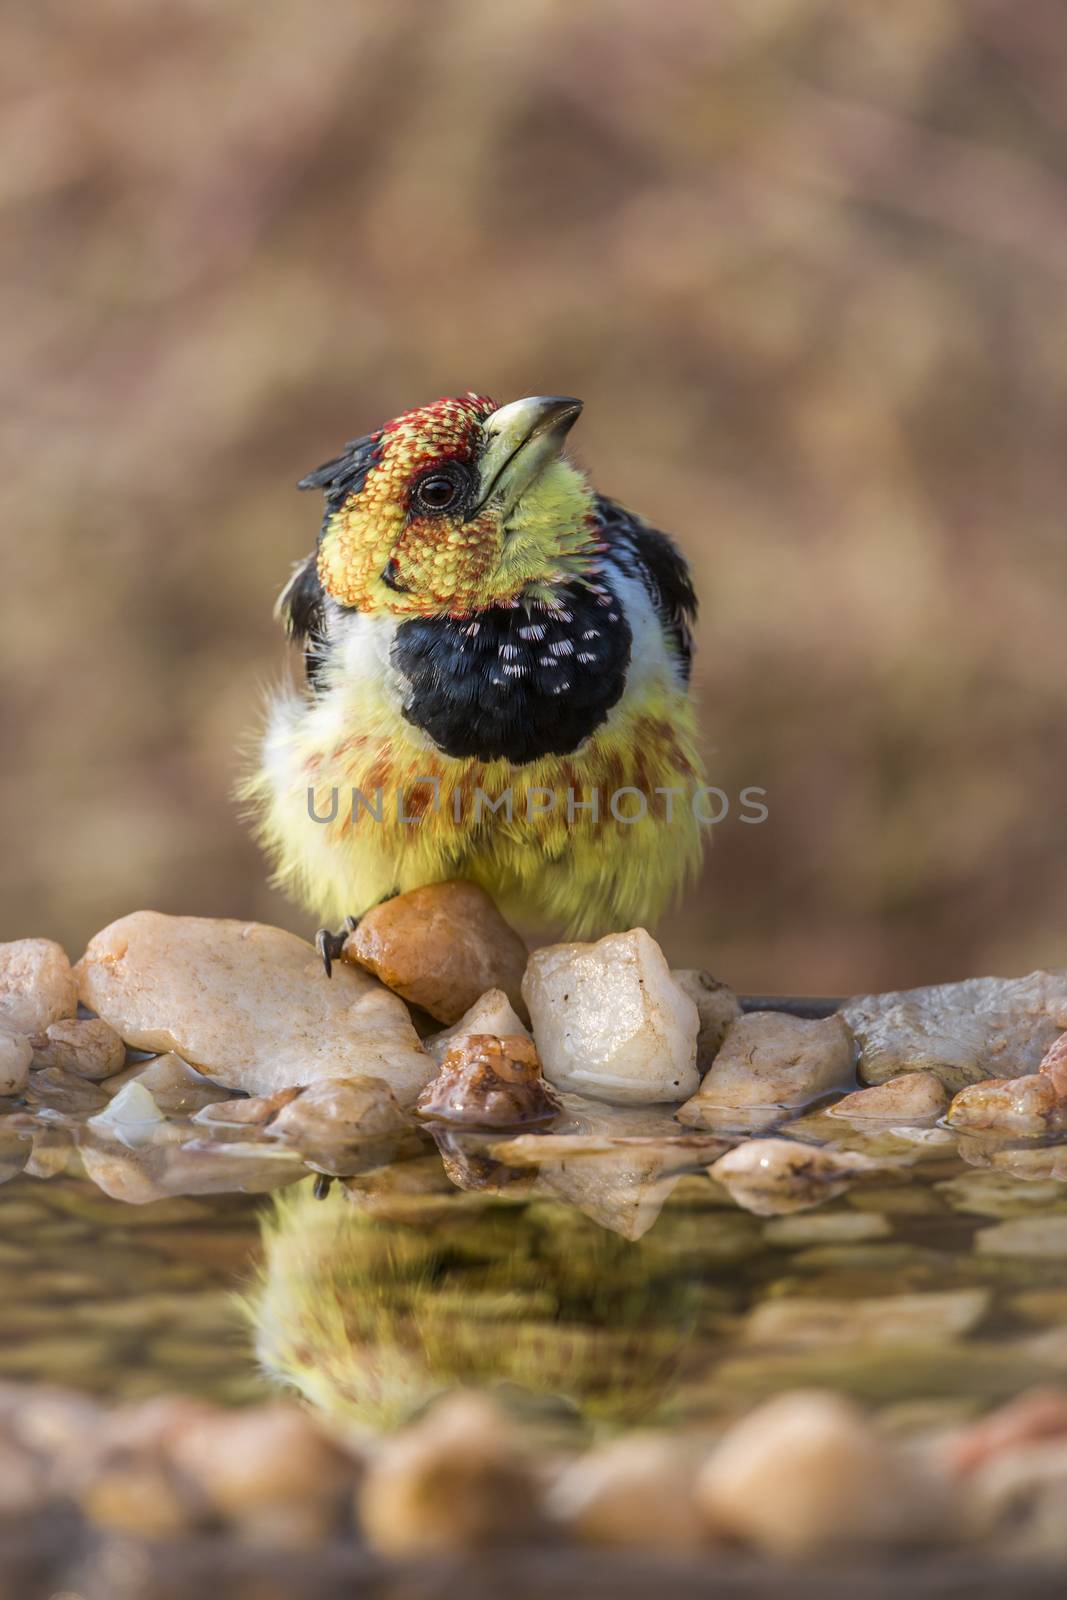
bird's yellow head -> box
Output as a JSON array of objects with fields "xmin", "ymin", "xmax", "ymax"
[{"xmin": 305, "ymin": 393, "xmax": 600, "ymax": 617}]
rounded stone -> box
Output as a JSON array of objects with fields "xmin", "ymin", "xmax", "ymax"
[{"xmin": 343, "ymin": 881, "xmax": 528, "ymax": 1025}]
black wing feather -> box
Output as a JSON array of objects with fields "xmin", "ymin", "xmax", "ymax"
[
  {"xmin": 276, "ymin": 555, "xmax": 330, "ymax": 691},
  {"xmin": 596, "ymin": 494, "xmax": 697, "ymax": 682},
  {"xmin": 282, "ymin": 430, "xmax": 384, "ymax": 689}
]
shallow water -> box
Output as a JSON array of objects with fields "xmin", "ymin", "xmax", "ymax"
[{"xmin": 4, "ymin": 1119, "xmax": 1067, "ymax": 1443}]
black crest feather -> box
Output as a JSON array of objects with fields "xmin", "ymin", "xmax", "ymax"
[{"xmin": 297, "ymin": 431, "xmax": 382, "ymax": 515}]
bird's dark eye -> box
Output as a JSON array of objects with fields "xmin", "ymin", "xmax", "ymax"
[{"xmin": 412, "ymin": 464, "xmax": 468, "ymax": 516}]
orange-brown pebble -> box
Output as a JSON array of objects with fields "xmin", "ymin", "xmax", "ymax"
[
  {"xmin": 342, "ymin": 881, "xmax": 528, "ymax": 1024},
  {"xmin": 415, "ymin": 1033, "xmax": 558, "ymax": 1127}
]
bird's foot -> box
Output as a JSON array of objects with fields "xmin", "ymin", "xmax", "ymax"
[
  {"xmin": 312, "ymin": 1173, "xmax": 334, "ymax": 1201},
  {"xmin": 314, "ymin": 914, "xmax": 359, "ymax": 978},
  {"xmin": 314, "ymin": 890, "xmax": 399, "ymax": 977}
]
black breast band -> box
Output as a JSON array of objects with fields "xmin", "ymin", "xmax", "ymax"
[{"xmin": 391, "ymin": 578, "xmax": 632, "ymax": 763}]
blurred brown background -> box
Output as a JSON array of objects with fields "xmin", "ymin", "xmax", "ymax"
[{"xmin": 4, "ymin": 0, "xmax": 1067, "ymax": 996}]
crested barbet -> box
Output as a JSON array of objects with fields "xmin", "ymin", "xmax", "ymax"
[{"xmin": 244, "ymin": 393, "xmax": 706, "ymax": 962}]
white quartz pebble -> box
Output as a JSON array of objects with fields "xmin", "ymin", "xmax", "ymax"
[{"xmin": 522, "ymin": 928, "xmax": 699, "ymax": 1105}]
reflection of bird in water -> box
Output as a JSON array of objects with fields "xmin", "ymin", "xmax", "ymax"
[
  {"xmin": 243, "ymin": 393, "xmax": 704, "ymax": 962},
  {"xmin": 245, "ymin": 1172, "xmax": 704, "ymax": 1440}
]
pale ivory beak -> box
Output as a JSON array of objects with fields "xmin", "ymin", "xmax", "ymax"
[{"xmin": 471, "ymin": 395, "xmax": 583, "ymax": 514}]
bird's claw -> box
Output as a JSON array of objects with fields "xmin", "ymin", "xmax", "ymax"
[
  {"xmin": 314, "ymin": 924, "xmax": 349, "ymax": 979},
  {"xmin": 313, "ymin": 910, "xmax": 374, "ymax": 977}
]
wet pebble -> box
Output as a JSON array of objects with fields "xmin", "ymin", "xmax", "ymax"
[
  {"xmin": 193, "ymin": 1086, "xmax": 301, "ymax": 1127},
  {"xmin": 88, "ymin": 1079, "xmax": 174, "ymax": 1146},
  {"xmin": 269, "ymin": 1076, "xmax": 409, "ymax": 1143},
  {"xmin": 343, "ymin": 881, "xmax": 528, "ymax": 1024},
  {"xmin": 985, "ymin": 1143, "xmax": 1067, "ymax": 1182},
  {"xmin": 947, "ymin": 1073, "xmax": 1067, "ymax": 1135},
  {"xmin": 828, "ymin": 1071, "xmax": 947, "ymax": 1123},
  {"xmin": 30, "ymin": 1017, "xmax": 126, "ymax": 1080},
  {"xmin": 677, "ymin": 1012, "xmax": 855, "ymax": 1133},
  {"xmin": 416, "ymin": 1033, "xmax": 558, "ymax": 1127},
  {"xmin": 21, "ymin": 1121, "xmax": 76, "ymax": 1178},
  {"xmin": 78, "ymin": 1121, "xmax": 305, "ymax": 1204},
  {"xmin": 935, "ymin": 1169, "xmax": 1067, "ymax": 1219}
]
